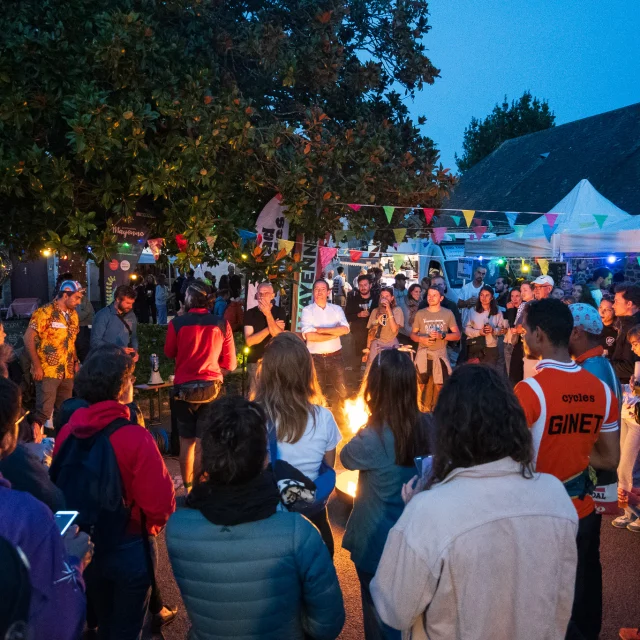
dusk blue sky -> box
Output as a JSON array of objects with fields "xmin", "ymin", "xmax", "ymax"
[{"xmin": 410, "ymin": 0, "xmax": 640, "ymax": 172}]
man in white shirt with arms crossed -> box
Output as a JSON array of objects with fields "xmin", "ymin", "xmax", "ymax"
[{"xmin": 301, "ymin": 279, "xmax": 350, "ymax": 427}]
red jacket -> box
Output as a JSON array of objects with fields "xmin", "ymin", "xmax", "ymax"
[
  {"xmin": 164, "ymin": 308, "xmax": 237, "ymax": 385},
  {"xmin": 53, "ymin": 401, "xmax": 175, "ymax": 536}
]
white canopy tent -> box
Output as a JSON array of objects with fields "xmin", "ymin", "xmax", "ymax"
[{"xmin": 465, "ymin": 179, "xmax": 640, "ymax": 258}]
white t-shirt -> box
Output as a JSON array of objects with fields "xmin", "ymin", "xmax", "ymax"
[
  {"xmin": 276, "ymin": 405, "xmax": 342, "ymax": 481},
  {"xmin": 459, "ymin": 281, "xmax": 484, "ymax": 326}
]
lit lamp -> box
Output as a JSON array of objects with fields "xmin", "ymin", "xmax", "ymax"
[{"xmin": 242, "ymin": 346, "xmax": 250, "ymax": 396}]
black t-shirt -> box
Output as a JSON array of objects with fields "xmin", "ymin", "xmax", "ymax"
[
  {"xmin": 243, "ymin": 305, "xmax": 287, "ymax": 363},
  {"xmin": 600, "ymin": 324, "xmax": 618, "ymax": 357},
  {"xmin": 345, "ymin": 292, "xmax": 377, "ymax": 336}
]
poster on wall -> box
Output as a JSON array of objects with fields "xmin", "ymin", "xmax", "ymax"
[
  {"xmin": 103, "ymin": 212, "xmax": 151, "ymax": 304},
  {"xmin": 246, "ymin": 195, "xmax": 290, "ymax": 309}
]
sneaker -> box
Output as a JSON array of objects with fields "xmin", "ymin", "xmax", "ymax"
[
  {"xmin": 619, "ymin": 629, "xmax": 640, "ymax": 639},
  {"xmin": 151, "ymin": 605, "xmax": 179, "ymax": 633},
  {"xmin": 612, "ymin": 514, "xmax": 636, "ymax": 529},
  {"xmin": 628, "ymin": 520, "xmax": 640, "ymax": 533}
]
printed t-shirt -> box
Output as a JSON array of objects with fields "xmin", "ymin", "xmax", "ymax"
[
  {"xmin": 515, "ymin": 359, "xmax": 619, "ymax": 518},
  {"xmin": 29, "ymin": 303, "xmax": 79, "ymax": 379},
  {"xmin": 275, "ymin": 406, "xmax": 342, "ymax": 481},
  {"xmin": 368, "ymin": 307, "xmax": 404, "ymax": 343},
  {"xmin": 243, "ymin": 305, "xmax": 287, "ymax": 363},
  {"xmin": 412, "ymin": 307, "xmax": 457, "ymax": 351}
]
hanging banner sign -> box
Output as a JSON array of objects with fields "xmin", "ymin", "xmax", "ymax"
[
  {"xmin": 292, "ymin": 236, "xmax": 320, "ymax": 331},
  {"xmin": 456, "ymin": 257, "xmax": 474, "ymax": 280},
  {"xmin": 104, "ymin": 212, "xmax": 151, "ymax": 304}
]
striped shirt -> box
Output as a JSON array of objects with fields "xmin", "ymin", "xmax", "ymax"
[{"xmin": 515, "ymin": 359, "xmax": 619, "ymax": 518}]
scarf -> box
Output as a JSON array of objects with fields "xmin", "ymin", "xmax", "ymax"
[
  {"xmin": 406, "ymin": 297, "xmax": 420, "ymax": 328},
  {"xmin": 187, "ymin": 470, "xmax": 281, "ymax": 526}
]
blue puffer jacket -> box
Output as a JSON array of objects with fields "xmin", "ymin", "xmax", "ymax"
[{"xmin": 166, "ymin": 508, "xmax": 345, "ymax": 640}]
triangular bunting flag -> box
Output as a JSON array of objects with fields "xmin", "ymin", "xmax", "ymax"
[
  {"xmin": 205, "ymin": 235, "xmax": 217, "ymax": 250},
  {"xmin": 432, "ymin": 227, "xmax": 447, "ymax": 244},
  {"xmin": 348, "ymin": 204, "xmax": 362, "ymax": 211},
  {"xmin": 545, "ymin": 213, "xmax": 559, "ymax": 227},
  {"xmin": 542, "ymin": 223, "xmax": 559, "ymax": 242},
  {"xmin": 147, "ymin": 238, "xmax": 164, "ymax": 259},
  {"xmin": 637, "ymin": 256, "xmax": 640, "ymax": 267},
  {"xmin": 175, "ymin": 234, "xmax": 188, "ymax": 252},
  {"xmin": 318, "ymin": 246, "xmax": 337, "ymax": 271},
  {"xmin": 462, "ymin": 210, "xmax": 475, "ymax": 227},
  {"xmin": 349, "ymin": 250, "xmax": 363, "ymax": 262},
  {"xmin": 278, "ymin": 239, "xmax": 295, "ymax": 255},
  {"xmin": 505, "ymin": 212, "xmax": 518, "ymax": 228},
  {"xmin": 579, "ymin": 222, "xmax": 595, "ymax": 229},
  {"xmin": 238, "ymin": 229, "xmax": 258, "ymax": 245},
  {"xmin": 383, "ymin": 206, "xmax": 395, "ymax": 223},
  {"xmin": 451, "ymin": 215, "xmax": 461, "ymax": 227},
  {"xmin": 593, "ymin": 214, "xmax": 607, "ymax": 229},
  {"xmin": 513, "ymin": 225, "xmax": 526, "ymax": 238},
  {"xmin": 423, "ymin": 208, "xmax": 435, "ymax": 224},
  {"xmin": 393, "ymin": 255, "xmax": 405, "ymax": 272},
  {"xmin": 393, "ymin": 228, "xmax": 407, "ymax": 243},
  {"xmin": 393, "ymin": 243, "xmax": 399, "ymax": 251},
  {"xmin": 472, "ymin": 218, "xmax": 482, "ymax": 227},
  {"xmin": 473, "ymin": 226, "xmax": 487, "ymax": 240},
  {"xmin": 538, "ymin": 258, "xmax": 550, "ymax": 275},
  {"xmin": 487, "ymin": 220, "xmax": 493, "ymax": 230}
]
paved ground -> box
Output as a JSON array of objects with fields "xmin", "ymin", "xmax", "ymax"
[{"xmin": 147, "ymin": 455, "xmax": 640, "ymax": 640}]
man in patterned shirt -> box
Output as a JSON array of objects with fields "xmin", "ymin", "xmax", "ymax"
[{"xmin": 23, "ymin": 280, "xmax": 84, "ymax": 442}]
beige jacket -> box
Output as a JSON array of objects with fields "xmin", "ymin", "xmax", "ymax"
[{"xmin": 371, "ymin": 457, "xmax": 578, "ymax": 640}]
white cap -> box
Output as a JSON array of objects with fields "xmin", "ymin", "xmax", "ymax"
[{"xmin": 532, "ymin": 275, "xmax": 554, "ymax": 287}]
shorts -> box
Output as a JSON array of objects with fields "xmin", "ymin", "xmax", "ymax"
[{"xmin": 171, "ymin": 381, "xmax": 222, "ymax": 439}]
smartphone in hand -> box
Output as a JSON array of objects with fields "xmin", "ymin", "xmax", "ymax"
[
  {"xmin": 414, "ymin": 455, "xmax": 434, "ymax": 480},
  {"xmin": 54, "ymin": 511, "xmax": 79, "ymax": 536}
]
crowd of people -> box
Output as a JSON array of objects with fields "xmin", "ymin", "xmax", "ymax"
[{"xmin": 1, "ymin": 258, "xmax": 640, "ymax": 640}]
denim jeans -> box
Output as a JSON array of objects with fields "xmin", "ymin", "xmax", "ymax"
[
  {"xmin": 356, "ymin": 568, "xmax": 401, "ymax": 640},
  {"xmin": 312, "ymin": 351, "xmax": 347, "ymax": 406},
  {"xmin": 618, "ymin": 417, "xmax": 640, "ymax": 518},
  {"xmin": 156, "ymin": 304, "xmax": 168, "ymax": 325},
  {"xmin": 84, "ymin": 537, "xmax": 154, "ymax": 640}
]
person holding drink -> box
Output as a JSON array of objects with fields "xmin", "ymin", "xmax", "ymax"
[
  {"xmin": 464, "ymin": 285, "xmax": 507, "ymax": 366},
  {"xmin": 364, "ymin": 288, "xmax": 404, "ymax": 376},
  {"xmin": 411, "ymin": 286, "xmax": 460, "ymax": 411}
]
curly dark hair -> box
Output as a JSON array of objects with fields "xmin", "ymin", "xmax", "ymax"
[
  {"xmin": 74, "ymin": 346, "xmax": 135, "ymax": 404},
  {"xmin": 429, "ymin": 365, "xmax": 534, "ymax": 487},
  {"xmin": 197, "ymin": 396, "xmax": 268, "ymax": 487}
]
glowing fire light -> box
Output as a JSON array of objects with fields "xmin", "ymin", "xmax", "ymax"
[
  {"xmin": 347, "ymin": 481, "xmax": 357, "ymax": 497},
  {"xmin": 344, "ymin": 396, "xmax": 369, "ymax": 433}
]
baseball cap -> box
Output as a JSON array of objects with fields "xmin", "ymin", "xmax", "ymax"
[
  {"xmin": 532, "ymin": 275, "xmax": 554, "ymax": 287},
  {"xmin": 394, "ymin": 273, "xmax": 407, "ymax": 280},
  {"xmin": 58, "ymin": 280, "xmax": 85, "ymax": 294},
  {"xmin": 569, "ymin": 303, "xmax": 603, "ymax": 335}
]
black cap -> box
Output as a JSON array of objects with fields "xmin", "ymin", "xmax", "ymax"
[{"xmin": 394, "ymin": 273, "xmax": 407, "ymax": 280}]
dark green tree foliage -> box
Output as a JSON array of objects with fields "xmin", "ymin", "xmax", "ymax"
[
  {"xmin": 456, "ymin": 91, "xmax": 555, "ymax": 173},
  {"xmin": 0, "ymin": 0, "xmax": 455, "ymax": 265}
]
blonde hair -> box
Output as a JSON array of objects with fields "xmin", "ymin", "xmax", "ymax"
[{"xmin": 252, "ymin": 332, "xmax": 326, "ymax": 444}]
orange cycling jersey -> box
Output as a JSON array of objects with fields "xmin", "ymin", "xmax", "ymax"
[{"xmin": 515, "ymin": 359, "xmax": 619, "ymax": 519}]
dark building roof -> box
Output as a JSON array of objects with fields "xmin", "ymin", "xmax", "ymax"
[{"xmin": 446, "ymin": 102, "xmax": 640, "ymax": 217}]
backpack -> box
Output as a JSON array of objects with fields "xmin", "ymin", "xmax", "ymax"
[{"xmin": 49, "ymin": 418, "xmax": 132, "ymax": 551}]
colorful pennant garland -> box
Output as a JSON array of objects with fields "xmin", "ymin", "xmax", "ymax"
[
  {"xmin": 383, "ymin": 206, "xmax": 395, "ymax": 223},
  {"xmin": 175, "ymin": 233, "xmax": 188, "ymax": 252},
  {"xmin": 348, "ymin": 204, "xmax": 362, "ymax": 211},
  {"xmin": 393, "ymin": 228, "xmax": 407, "ymax": 243},
  {"xmin": 205, "ymin": 235, "xmax": 217, "ymax": 250},
  {"xmin": 542, "ymin": 223, "xmax": 559, "ymax": 243},
  {"xmin": 545, "ymin": 213, "xmax": 559, "ymax": 227},
  {"xmin": 432, "ymin": 227, "xmax": 447, "ymax": 244},
  {"xmin": 393, "ymin": 255, "xmax": 405, "ymax": 271},
  {"xmin": 423, "ymin": 208, "xmax": 435, "ymax": 224},
  {"xmin": 349, "ymin": 250, "xmax": 363, "ymax": 262},
  {"xmin": 513, "ymin": 225, "xmax": 526, "ymax": 238},
  {"xmin": 538, "ymin": 258, "xmax": 550, "ymax": 275},
  {"xmin": 473, "ymin": 226, "xmax": 487, "ymax": 240},
  {"xmin": 462, "ymin": 210, "xmax": 475, "ymax": 228},
  {"xmin": 593, "ymin": 214, "xmax": 608, "ymax": 229},
  {"xmin": 505, "ymin": 212, "xmax": 518, "ymax": 227},
  {"xmin": 451, "ymin": 215, "xmax": 461, "ymax": 227},
  {"xmin": 237, "ymin": 229, "xmax": 258, "ymax": 245},
  {"xmin": 318, "ymin": 246, "xmax": 337, "ymax": 271},
  {"xmin": 278, "ymin": 239, "xmax": 295, "ymax": 255}
]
